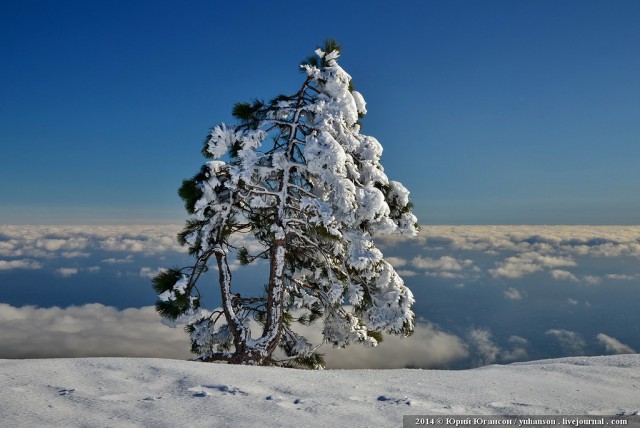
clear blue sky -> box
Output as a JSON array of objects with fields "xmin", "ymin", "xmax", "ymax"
[{"xmin": 1, "ymin": 0, "xmax": 638, "ymax": 225}]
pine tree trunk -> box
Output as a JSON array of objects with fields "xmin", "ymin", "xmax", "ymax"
[
  {"xmin": 215, "ymin": 241, "xmax": 286, "ymax": 365},
  {"xmin": 215, "ymin": 249, "xmax": 249, "ymax": 356},
  {"xmin": 261, "ymin": 239, "xmax": 287, "ymax": 357},
  {"xmin": 228, "ymin": 346, "xmax": 266, "ymax": 365}
]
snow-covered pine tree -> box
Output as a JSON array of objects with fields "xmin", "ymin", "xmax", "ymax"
[{"xmin": 153, "ymin": 41, "xmax": 418, "ymax": 368}]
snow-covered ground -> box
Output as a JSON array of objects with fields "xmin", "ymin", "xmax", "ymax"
[{"xmin": 1, "ymin": 355, "xmax": 639, "ymax": 427}]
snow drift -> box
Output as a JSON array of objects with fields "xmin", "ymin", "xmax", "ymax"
[{"xmin": 1, "ymin": 354, "xmax": 638, "ymax": 427}]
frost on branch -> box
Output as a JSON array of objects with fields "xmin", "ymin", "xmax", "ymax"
[{"xmin": 153, "ymin": 40, "xmax": 419, "ymax": 368}]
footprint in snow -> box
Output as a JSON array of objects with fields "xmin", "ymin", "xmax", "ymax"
[
  {"xmin": 188, "ymin": 385, "xmax": 248, "ymax": 397},
  {"xmin": 263, "ymin": 393, "xmax": 304, "ymax": 405},
  {"xmin": 377, "ymin": 395, "xmax": 411, "ymax": 406},
  {"xmin": 47, "ymin": 385, "xmax": 76, "ymax": 396}
]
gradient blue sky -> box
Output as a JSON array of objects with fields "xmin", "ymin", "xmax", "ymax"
[{"xmin": 1, "ymin": 0, "xmax": 639, "ymax": 225}]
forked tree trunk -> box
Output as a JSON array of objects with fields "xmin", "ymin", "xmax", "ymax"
[{"xmin": 215, "ymin": 241, "xmax": 286, "ymax": 365}]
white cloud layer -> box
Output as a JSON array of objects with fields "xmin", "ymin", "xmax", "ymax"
[
  {"xmin": 2, "ymin": 225, "xmax": 639, "ymax": 285},
  {"xmin": 596, "ymin": 333, "xmax": 636, "ymax": 355},
  {"xmin": 412, "ymin": 255, "xmax": 467, "ymax": 271},
  {"xmin": 56, "ymin": 267, "xmax": 78, "ymax": 277},
  {"xmin": 379, "ymin": 226, "xmax": 640, "ymax": 285},
  {"xmin": 504, "ymin": 287, "xmax": 524, "ymax": 300},
  {"xmin": 545, "ymin": 329, "xmax": 587, "ymax": 355},
  {"xmin": 1, "ymin": 225, "xmax": 638, "ymax": 365},
  {"xmin": 410, "ymin": 255, "xmax": 475, "ymax": 280},
  {"xmin": 467, "ymin": 328, "xmax": 501, "ymax": 366},
  {"xmin": 0, "ymin": 225, "xmax": 185, "ymax": 260},
  {"xmin": 0, "ymin": 304, "xmax": 468, "ymax": 369},
  {"xmin": 385, "ymin": 256, "xmax": 407, "ymax": 268},
  {"xmin": 0, "ymin": 226, "xmax": 264, "ymax": 277},
  {"xmin": 388, "ymin": 226, "xmax": 640, "ymax": 257},
  {"xmin": 551, "ymin": 269, "xmax": 579, "ymax": 282},
  {"xmin": 0, "ymin": 258, "xmax": 42, "ymax": 271},
  {"xmin": 605, "ymin": 274, "xmax": 638, "ymax": 280},
  {"xmin": 489, "ymin": 252, "xmax": 576, "ymax": 279},
  {"xmin": 0, "ymin": 304, "xmax": 192, "ymax": 359},
  {"xmin": 139, "ymin": 267, "xmax": 168, "ymax": 279},
  {"xmin": 318, "ymin": 323, "xmax": 469, "ymax": 369},
  {"xmin": 466, "ymin": 328, "xmax": 529, "ymax": 366}
]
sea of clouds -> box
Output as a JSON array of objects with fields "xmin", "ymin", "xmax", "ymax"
[{"xmin": 0, "ymin": 225, "xmax": 638, "ymax": 368}]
